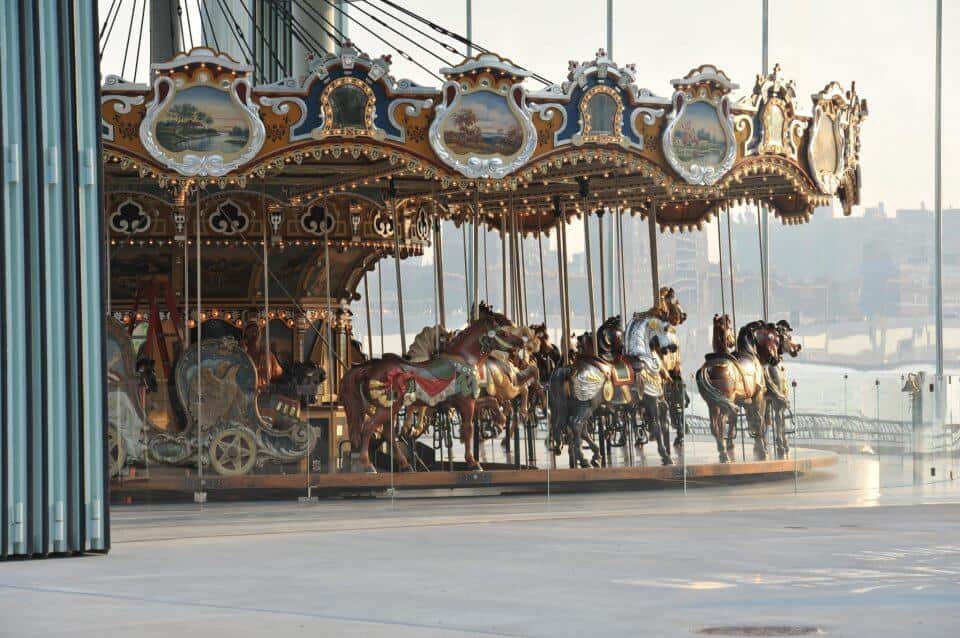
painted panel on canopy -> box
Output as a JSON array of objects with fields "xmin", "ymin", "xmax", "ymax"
[
  {"xmin": 291, "ymin": 67, "xmax": 402, "ymax": 139},
  {"xmin": 669, "ymin": 102, "xmax": 729, "ymax": 167},
  {"xmin": 441, "ymin": 90, "xmax": 524, "ymax": 158}
]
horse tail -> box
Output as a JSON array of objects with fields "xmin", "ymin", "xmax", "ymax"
[
  {"xmin": 547, "ymin": 366, "xmax": 570, "ymax": 440},
  {"xmin": 339, "ymin": 364, "xmax": 369, "ymax": 445},
  {"xmin": 696, "ymin": 365, "xmax": 737, "ymax": 414}
]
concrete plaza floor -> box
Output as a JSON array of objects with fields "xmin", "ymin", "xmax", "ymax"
[{"xmin": 2, "ymin": 481, "xmax": 960, "ymax": 637}]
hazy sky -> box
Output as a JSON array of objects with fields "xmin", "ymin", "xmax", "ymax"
[{"xmin": 99, "ymin": 0, "xmax": 959, "ymax": 214}]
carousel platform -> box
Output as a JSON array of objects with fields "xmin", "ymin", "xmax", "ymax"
[{"xmin": 110, "ymin": 446, "xmax": 837, "ymax": 500}]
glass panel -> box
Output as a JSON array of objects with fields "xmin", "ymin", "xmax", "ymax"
[
  {"xmin": 586, "ymin": 92, "xmax": 617, "ymax": 135},
  {"xmin": 329, "ymin": 84, "xmax": 368, "ymax": 129},
  {"xmin": 107, "ymin": 195, "xmax": 199, "ymax": 505}
]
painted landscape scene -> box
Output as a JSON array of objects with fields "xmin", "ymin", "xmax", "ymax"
[
  {"xmin": 442, "ymin": 91, "xmax": 523, "ymax": 157},
  {"xmin": 156, "ymin": 85, "xmax": 250, "ymax": 154},
  {"xmin": 670, "ymin": 101, "xmax": 727, "ymax": 165}
]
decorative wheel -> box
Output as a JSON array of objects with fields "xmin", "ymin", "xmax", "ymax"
[
  {"xmin": 208, "ymin": 428, "xmax": 257, "ymax": 476},
  {"xmin": 108, "ymin": 425, "xmax": 125, "ymax": 476}
]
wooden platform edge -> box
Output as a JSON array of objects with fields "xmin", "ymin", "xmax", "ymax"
[{"xmin": 111, "ymin": 450, "xmax": 838, "ymax": 494}]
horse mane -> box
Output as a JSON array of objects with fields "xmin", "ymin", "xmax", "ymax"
[
  {"xmin": 446, "ymin": 315, "xmax": 494, "ymax": 351},
  {"xmin": 736, "ymin": 322, "xmax": 759, "ymax": 356},
  {"xmin": 407, "ymin": 325, "xmax": 448, "ymax": 362}
]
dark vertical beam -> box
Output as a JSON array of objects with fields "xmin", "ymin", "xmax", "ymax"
[
  {"xmin": 647, "ymin": 202, "xmax": 660, "ymax": 303},
  {"xmin": 150, "ymin": 0, "xmax": 181, "ymax": 62}
]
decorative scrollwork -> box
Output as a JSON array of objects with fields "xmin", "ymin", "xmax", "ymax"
[
  {"xmin": 372, "ymin": 207, "xmax": 394, "ymax": 237},
  {"xmin": 109, "ymin": 198, "xmax": 151, "ymax": 234},
  {"xmin": 209, "ymin": 199, "xmax": 251, "ymax": 235},
  {"xmin": 301, "ymin": 204, "xmax": 335, "ymax": 236},
  {"xmin": 415, "ymin": 206, "xmax": 430, "ymax": 240}
]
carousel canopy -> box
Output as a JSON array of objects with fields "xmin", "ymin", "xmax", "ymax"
[{"xmin": 102, "ymin": 45, "xmax": 867, "ymax": 239}]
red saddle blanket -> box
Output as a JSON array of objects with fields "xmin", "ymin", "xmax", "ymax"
[{"xmin": 384, "ymin": 362, "xmax": 456, "ymax": 400}]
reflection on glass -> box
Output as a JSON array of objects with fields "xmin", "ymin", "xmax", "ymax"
[
  {"xmin": 586, "ymin": 92, "xmax": 617, "ymax": 135},
  {"xmin": 330, "ymin": 84, "xmax": 368, "ymax": 129}
]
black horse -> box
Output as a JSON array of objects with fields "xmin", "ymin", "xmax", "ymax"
[{"xmin": 547, "ymin": 315, "xmax": 677, "ymax": 468}]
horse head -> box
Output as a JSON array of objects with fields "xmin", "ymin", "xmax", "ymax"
[
  {"xmin": 575, "ymin": 331, "xmax": 595, "ymax": 357},
  {"xmin": 479, "ymin": 319, "xmax": 526, "ymax": 357},
  {"xmin": 754, "ymin": 323, "xmax": 782, "ymax": 364},
  {"xmin": 712, "ymin": 314, "xmax": 736, "ymax": 353},
  {"xmin": 642, "ymin": 317, "xmax": 678, "ymax": 356},
  {"xmin": 135, "ymin": 357, "xmax": 158, "ymax": 394},
  {"xmin": 775, "ymin": 320, "xmax": 802, "ymax": 358},
  {"xmin": 659, "ymin": 287, "xmax": 687, "ymax": 326},
  {"xmin": 279, "ymin": 361, "xmax": 327, "ymax": 406},
  {"xmin": 597, "ymin": 316, "xmax": 624, "ymax": 359}
]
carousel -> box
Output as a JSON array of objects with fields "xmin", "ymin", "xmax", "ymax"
[{"xmin": 101, "ymin": 36, "xmax": 864, "ymax": 495}]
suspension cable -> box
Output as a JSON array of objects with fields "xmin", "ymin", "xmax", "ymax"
[
  {"xmin": 316, "ymin": 0, "xmax": 442, "ymax": 82},
  {"xmin": 233, "ymin": 0, "xmax": 290, "ymax": 79},
  {"xmin": 132, "ymin": 0, "xmax": 147, "ymax": 83},
  {"xmin": 369, "ymin": 0, "xmax": 552, "ymax": 85},
  {"xmin": 120, "ymin": 0, "xmax": 138, "ymax": 79},
  {"xmin": 214, "ymin": 0, "xmax": 262, "ymax": 79},
  {"xmin": 361, "ymin": 0, "xmax": 467, "ymax": 58},
  {"xmin": 182, "ymin": 1, "xmax": 195, "ymax": 50},
  {"xmin": 100, "ymin": 0, "xmax": 121, "ymax": 40},
  {"xmin": 173, "ymin": 1, "xmax": 187, "ymax": 51},
  {"xmin": 271, "ymin": 0, "xmax": 331, "ymax": 59},
  {"xmin": 199, "ymin": 0, "xmax": 221, "ymax": 52},
  {"xmin": 195, "ymin": 0, "xmax": 208, "ymax": 45},
  {"xmin": 99, "ymin": 0, "xmax": 124, "ymax": 59},
  {"xmin": 290, "ymin": 0, "xmax": 346, "ymax": 50},
  {"xmin": 348, "ymin": 0, "xmax": 455, "ymax": 67}
]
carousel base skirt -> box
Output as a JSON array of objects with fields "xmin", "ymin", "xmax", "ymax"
[{"xmin": 110, "ymin": 447, "xmax": 837, "ymax": 501}]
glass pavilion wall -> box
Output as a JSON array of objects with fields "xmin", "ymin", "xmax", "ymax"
[{"xmin": 1, "ymin": 2, "xmax": 107, "ymax": 559}]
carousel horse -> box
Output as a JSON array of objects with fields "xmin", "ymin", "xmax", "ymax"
[
  {"xmin": 763, "ymin": 320, "xmax": 802, "ymax": 457},
  {"xmin": 546, "ymin": 319, "xmax": 622, "ymax": 468},
  {"xmin": 400, "ymin": 313, "xmax": 539, "ymax": 448},
  {"xmin": 495, "ymin": 325, "xmax": 543, "ymax": 450},
  {"xmin": 548, "ymin": 313, "xmax": 677, "ymax": 467},
  {"xmin": 257, "ymin": 361, "xmax": 326, "ymax": 431},
  {"xmin": 340, "ymin": 310, "xmax": 525, "ymax": 473},
  {"xmin": 648, "ymin": 287, "xmax": 688, "ymax": 452},
  {"xmin": 696, "ymin": 317, "xmax": 780, "ymax": 462},
  {"xmin": 529, "ymin": 323, "xmax": 562, "ymax": 383}
]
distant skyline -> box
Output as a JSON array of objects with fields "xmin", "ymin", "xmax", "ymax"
[{"xmin": 98, "ymin": 0, "xmax": 958, "ymax": 215}]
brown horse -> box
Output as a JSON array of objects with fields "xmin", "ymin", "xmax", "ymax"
[
  {"xmin": 696, "ymin": 318, "xmax": 779, "ymax": 462},
  {"xmin": 340, "ymin": 312, "xmax": 523, "ymax": 473},
  {"xmin": 763, "ymin": 320, "xmax": 802, "ymax": 457}
]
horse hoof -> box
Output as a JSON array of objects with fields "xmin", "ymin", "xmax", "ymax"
[
  {"xmin": 662, "ymin": 457, "xmax": 674, "ymax": 466},
  {"xmin": 364, "ymin": 466, "xmax": 378, "ymax": 474},
  {"xmin": 401, "ymin": 466, "xmax": 415, "ymax": 473},
  {"xmin": 590, "ymin": 459, "xmax": 601, "ymax": 468},
  {"xmin": 719, "ymin": 453, "xmax": 729, "ymax": 463},
  {"xmin": 467, "ymin": 462, "xmax": 484, "ymax": 472}
]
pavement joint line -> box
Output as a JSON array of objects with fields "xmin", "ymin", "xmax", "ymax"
[
  {"xmin": 110, "ymin": 499, "xmax": 960, "ymax": 546},
  {"xmin": 0, "ymin": 584, "xmax": 525, "ymax": 638}
]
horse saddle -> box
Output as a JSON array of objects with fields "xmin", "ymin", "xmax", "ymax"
[
  {"xmin": 610, "ymin": 356, "xmax": 636, "ymax": 387},
  {"xmin": 704, "ymin": 351, "xmax": 738, "ymax": 364},
  {"xmin": 571, "ymin": 357, "xmax": 614, "ymax": 402}
]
